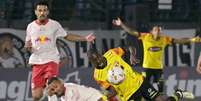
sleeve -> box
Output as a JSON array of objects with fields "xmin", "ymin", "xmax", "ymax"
[
  {"xmin": 93, "ymin": 71, "xmax": 111, "ymax": 89},
  {"xmin": 111, "ymin": 47, "xmax": 125, "ymax": 57},
  {"xmin": 25, "ymin": 24, "xmax": 32, "ymax": 47},
  {"xmin": 96, "ymin": 80, "xmax": 111, "ymax": 89},
  {"xmin": 55, "ymin": 21, "xmax": 67, "ymax": 38},
  {"xmin": 138, "ymin": 33, "xmax": 148, "ymax": 40},
  {"xmin": 25, "ymin": 24, "xmax": 31, "ymax": 42}
]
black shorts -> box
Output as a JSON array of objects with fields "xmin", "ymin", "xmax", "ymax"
[
  {"xmin": 128, "ymin": 79, "xmax": 160, "ymax": 101},
  {"xmin": 144, "ymin": 68, "xmax": 163, "ymax": 83}
]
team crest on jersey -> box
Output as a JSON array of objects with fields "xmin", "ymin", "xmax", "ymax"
[
  {"xmin": 148, "ymin": 47, "xmax": 162, "ymax": 52},
  {"xmin": 114, "ymin": 61, "xmax": 120, "ymax": 67},
  {"xmin": 35, "ymin": 35, "xmax": 51, "ymax": 44}
]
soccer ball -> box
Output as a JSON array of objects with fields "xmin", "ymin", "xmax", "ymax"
[{"xmin": 107, "ymin": 67, "xmax": 125, "ymax": 85}]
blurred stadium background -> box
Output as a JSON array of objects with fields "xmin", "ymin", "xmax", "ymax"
[{"xmin": 0, "ymin": 0, "xmax": 201, "ymax": 101}]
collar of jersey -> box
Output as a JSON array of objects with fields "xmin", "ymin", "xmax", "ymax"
[{"xmin": 35, "ymin": 19, "xmax": 49, "ymax": 25}]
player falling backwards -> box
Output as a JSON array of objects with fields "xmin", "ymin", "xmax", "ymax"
[{"xmin": 87, "ymin": 43, "xmax": 195, "ymax": 101}]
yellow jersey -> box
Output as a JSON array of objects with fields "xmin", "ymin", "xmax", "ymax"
[
  {"xmin": 93, "ymin": 47, "xmax": 144, "ymax": 101},
  {"xmin": 139, "ymin": 33, "xmax": 172, "ymax": 69}
]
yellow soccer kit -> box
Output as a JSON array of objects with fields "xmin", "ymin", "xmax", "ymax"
[
  {"xmin": 93, "ymin": 47, "xmax": 144, "ymax": 101},
  {"xmin": 139, "ymin": 33, "xmax": 172, "ymax": 69}
]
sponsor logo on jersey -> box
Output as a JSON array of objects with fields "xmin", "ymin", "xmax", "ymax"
[
  {"xmin": 35, "ymin": 35, "xmax": 51, "ymax": 44},
  {"xmin": 148, "ymin": 47, "xmax": 162, "ymax": 52}
]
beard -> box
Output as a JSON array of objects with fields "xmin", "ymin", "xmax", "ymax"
[{"xmin": 38, "ymin": 15, "xmax": 47, "ymax": 21}]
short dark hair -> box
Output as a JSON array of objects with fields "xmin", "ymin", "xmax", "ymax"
[
  {"xmin": 87, "ymin": 49, "xmax": 107, "ymax": 69},
  {"xmin": 34, "ymin": 0, "xmax": 49, "ymax": 10},
  {"xmin": 47, "ymin": 77, "xmax": 60, "ymax": 85},
  {"xmin": 151, "ymin": 25, "xmax": 162, "ymax": 30}
]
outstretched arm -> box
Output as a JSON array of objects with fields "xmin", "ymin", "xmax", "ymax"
[
  {"xmin": 121, "ymin": 46, "xmax": 139, "ymax": 65},
  {"xmin": 128, "ymin": 46, "xmax": 140, "ymax": 65},
  {"xmin": 64, "ymin": 33, "xmax": 95, "ymax": 42},
  {"xmin": 113, "ymin": 18, "xmax": 139, "ymax": 37},
  {"xmin": 112, "ymin": 46, "xmax": 139, "ymax": 66},
  {"xmin": 173, "ymin": 36, "xmax": 201, "ymax": 44}
]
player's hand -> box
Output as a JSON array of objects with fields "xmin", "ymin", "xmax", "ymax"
[
  {"xmin": 23, "ymin": 41, "xmax": 33, "ymax": 52},
  {"xmin": 190, "ymin": 37, "xmax": 201, "ymax": 43},
  {"xmin": 112, "ymin": 18, "xmax": 122, "ymax": 26},
  {"xmin": 85, "ymin": 33, "xmax": 95, "ymax": 42}
]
